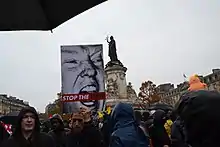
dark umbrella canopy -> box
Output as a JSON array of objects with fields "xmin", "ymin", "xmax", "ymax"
[
  {"xmin": 0, "ymin": 0, "xmax": 107, "ymax": 31},
  {"xmin": 0, "ymin": 111, "xmax": 19, "ymax": 125},
  {"xmin": 148, "ymin": 103, "xmax": 173, "ymax": 111}
]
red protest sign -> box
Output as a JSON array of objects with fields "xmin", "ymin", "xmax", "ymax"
[{"xmin": 60, "ymin": 92, "xmax": 106, "ymax": 102}]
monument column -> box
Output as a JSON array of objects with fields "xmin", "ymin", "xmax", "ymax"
[
  {"xmin": 104, "ymin": 36, "xmax": 139, "ymax": 108},
  {"xmin": 105, "ymin": 35, "xmax": 132, "ymax": 107},
  {"xmin": 105, "ymin": 63, "xmax": 128, "ymax": 99}
]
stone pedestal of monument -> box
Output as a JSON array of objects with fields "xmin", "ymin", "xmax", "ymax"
[
  {"xmin": 105, "ymin": 61, "xmax": 127, "ymax": 99},
  {"xmin": 105, "ymin": 61, "xmax": 138, "ymax": 107}
]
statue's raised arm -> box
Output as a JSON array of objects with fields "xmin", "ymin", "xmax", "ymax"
[{"xmin": 106, "ymin": 36, "xmax": 110, "ymax": 43}]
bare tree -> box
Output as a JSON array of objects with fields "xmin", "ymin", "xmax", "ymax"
[{"xmin": 138, "ymin": 80, "xmax": 160, "ymax": 108}]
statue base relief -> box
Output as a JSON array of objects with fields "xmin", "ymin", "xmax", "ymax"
[
  {"xmin": 105, "ymin": 60, "xmax": 127, "ymax": 99},
  {"xmin": 105, "ymin": 61, "xmax": 138, "ymax": 107}
]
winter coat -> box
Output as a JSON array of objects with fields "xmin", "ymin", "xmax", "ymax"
[
  {"xmin": 49, "ymin": 114, "xmax": 67, "ymax": 147},
  {"xmin": 66, "ymin": 122, "xmax": 105, "ymax": 147},
  {"xmin": 171, "ymin": 118, "xmax": 188, "ymax": 147},
  {"xmin": 177, "ymin": 90, "xmax": 220, "ymax": 147},
  {"xmin": 148, "ymin": 110, "xmax": 171, "ymax": 147}
]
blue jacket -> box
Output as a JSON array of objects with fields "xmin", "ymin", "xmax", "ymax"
[{"xmin": 109, "ymin": 103, "xmax": 149, "ymax": 147}]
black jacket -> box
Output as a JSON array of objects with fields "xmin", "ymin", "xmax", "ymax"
[
  {"xmin": 149, "ymin": 110, "xmax": 171, "ymax": 147},
  {"xmin": 177, "ymin": 90, "xmax": 220, "ymax": 147},
  {"xmin": 2, "ymin": 132, "xmax": 55, "ymax": 147},
  {"xmin": 49, "ymin": 114, "xmax": 67, "ymax": 147},
  {"xmin": 66, "ymin": 122, "xmax": 105, "ymax": 147},
  {"xmin": 171, "ymin": 118, "xmax": 188, "ymax": 147},
  {"xmin": 49, "ymin": 131, "xmax": 67, "ymax": 147}
]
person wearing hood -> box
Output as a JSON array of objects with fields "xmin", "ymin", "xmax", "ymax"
[
  {"xmin": 109, "ymin": 102, "xmax": 149, "ymax": 147},
  {"xmin": 1, "ymin": 106, "xmax": 55, "ymax": 147},
  {"xmin": 48, "ymin": 114, "xmax": 67, "ymax": 147},
  {"xmin": 100, "ymin": 112, "xmax": 111, "ymax": 146},
  {"xmin": 176, "ymin": 90, "xmax": 220, "ymax": 147},
  {"xmin": 148, "ymin": 109, "xmax": 171, "ymax": 147}
]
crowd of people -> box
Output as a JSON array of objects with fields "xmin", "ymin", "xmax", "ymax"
[{"xmin": 1, "ymin": 90, "xmax": 220, "ymax": 147}]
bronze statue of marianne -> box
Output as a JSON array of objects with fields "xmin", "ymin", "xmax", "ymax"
[{"xmin": 106, "ymin": 36, "xmax": 118, "ymax": 62}]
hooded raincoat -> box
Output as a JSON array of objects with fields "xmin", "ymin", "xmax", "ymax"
[{"xmin": 109, "ymin": 103, "xmax": 149, "ymax": 147}]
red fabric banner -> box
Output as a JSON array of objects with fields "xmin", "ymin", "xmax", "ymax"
[{"xmin": 60, "ymin": 92, "xmax": 106, "ymax": 102}]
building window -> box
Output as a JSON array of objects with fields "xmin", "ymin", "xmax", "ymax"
[
  {"xmin": 206, "ymin": 78, "xmax": 209, "ymax": 84},
  {"xmin": 217, "ymin": 74, "xmax": 220, "ymax": 80},
  {"xmin": 210, "ymin": 77, "xmax": 212, "ymax": 83},
  {"xmin": 214, "ymin": 74, "xmax": 218, "ymax": 80},
  {"xmin": 204, "ymin": 78, "xmax": 207, "ymax": 84},
  {"xmin": 3, "ymin": 109, "xmax": 6, "ymax": 115},
  {"xmin": 208, "ymin": 84, "xmax": 214, "ymax": 90},
  {"xmin": 212, "ymin": 76, "xmax": 215, "ymax": 81}
]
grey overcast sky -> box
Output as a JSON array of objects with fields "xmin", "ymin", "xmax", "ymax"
[{"xmin": 0, "ymin": 0, "xmax": 219, "ymax": 112}]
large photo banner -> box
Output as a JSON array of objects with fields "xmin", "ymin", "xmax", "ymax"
[{"xmin": 61, "ymin": 44, "xmax": 106, "ymax": 113}]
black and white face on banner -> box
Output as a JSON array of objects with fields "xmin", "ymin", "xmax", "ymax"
[{"xmin": 61, "ymin": 45, "xmax": 105, "ymax": 113}]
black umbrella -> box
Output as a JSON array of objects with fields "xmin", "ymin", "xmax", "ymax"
[
  {"xmin": 0, "ymin": 0, "xmax": 107, "ymax": 31},
  {"xmin": 148, "ymin": 103, "xmax": 173, "ymax": 111},
  {"xmin": 0, "ymin": 111, "xmax": 19, "ymax": 125}
]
